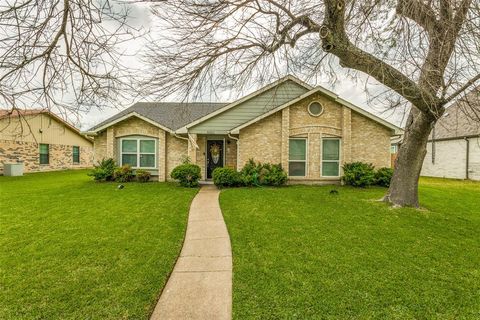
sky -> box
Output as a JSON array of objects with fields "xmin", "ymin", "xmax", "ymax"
[{"xmin": 74, "ymin": 3, "xmax": 407, "ymax": 130}]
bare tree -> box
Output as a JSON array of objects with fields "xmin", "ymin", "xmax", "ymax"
[
  {"xmin": 0, "ymin": 0, "xmax": 141, "ymax": 122},
  {"xmin": 144, "ymin": 0, "xmax": 480, "ymax": 207}
]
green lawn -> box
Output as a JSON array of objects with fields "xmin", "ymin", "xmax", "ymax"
[
  {"xmin": 220, "ymin": 178, "xmax": 480, "ymax": 319},
  {"xmin": 0, "ymin": 170, "xmax": 197, "ymax": 319}
]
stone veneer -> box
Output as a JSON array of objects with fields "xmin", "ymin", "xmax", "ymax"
[
  {"xmin": 0, "ymin": 139, "xmax": 93, "ymax": 173},
  {"xmin": 239, "ymin": 92, "xmax": 392, "ymax": 182}
]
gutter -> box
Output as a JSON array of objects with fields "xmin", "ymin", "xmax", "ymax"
[{"xmin": 465, "ymin": 137, "xmax": 470, "ymax": 180}]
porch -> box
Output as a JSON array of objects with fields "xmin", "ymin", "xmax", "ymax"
[{"xmin": 186, "ymin": 134, "xmax": 238, "ymax": 180}]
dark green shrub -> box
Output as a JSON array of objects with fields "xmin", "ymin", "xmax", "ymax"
[
  {"xmin": 114, "ymin": 165, "xmax": 135, "ymax": 182},
  {"xmin": 240, "ymin": 159, "xmax": 287, "ymax": 187},
  {"xmin": 88, "ymin": 158, "xmax": 116, "ymax": 182},
  {"xmin": 262, "ymin": 163, "xmax": 288, "ymax": 186},
  {"xmin": 240, "ymin": 159, "xmax": 262, "ymax": 186},
  {"xmin": 375, "ymin": 167, "xmax": 394, "ymax": 187},
  {"xmin": 171, "ymin": 163, "xmax": 201, "ymax": 187},
  {"xmin": 212, "ymin": 167, "xmax": 242, "ymax": 188},
  {"xmin": 342, "ymin": 162, "xmax": 375, "ymax": 187},
  {"xmin": 136, "ymin": 169, "xmax": 151, "ymax": 183}
]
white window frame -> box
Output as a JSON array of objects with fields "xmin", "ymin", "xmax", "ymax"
[
  {"xmin": 288, "ymin": 137, "xmax": 308, "ymax": 177},
  {"xmin": 307, "ymin": 101, "xmax": 324, "ymax": 117},
  {"xmin": 120, "ymin": 137, "xmax": 157, "ymax": 169},
  {"xmin": 321, "ymin": 138, "xmax": 341, "ymax": 178}
]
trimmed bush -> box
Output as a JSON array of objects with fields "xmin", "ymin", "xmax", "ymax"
[
  {"xmin": 240, "ymin": 159, "xmax": 262, "ymax": 186},
  {"xmin": 136, "ymin": 169, "xmax": 151, "ymax": 183},
  {"xmin": 212, "ymin": 167, "xmax": 242, "ymax": 188},
  {"xmin": 114, "ymin": 165, "xmax": 135, "ymax": 182},
  {"xmin": 88, "ymin": 158, "xmax": 116, "ymax": 182},
  {"xmin": 375, "ymin": 167, "xmax": 394, "ymax": 187},
  {"xmin": 342, "ymin": 162, "xmax": 375, "ymax": 187},
  {"xmin": 262, "ymin": 163, "xmax": 288, "ymax": 186},
  {"xmin": 239, "ymin": 159, "xmax": 288, "ymax": 187},
  {"xmin": 171, "ymin": 163, "xmax": 201, "ymax": 187}
]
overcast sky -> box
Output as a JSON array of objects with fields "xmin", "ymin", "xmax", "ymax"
[{"xmin": 76, "ymin": 3, "xmax": 406, "ymax": 130}]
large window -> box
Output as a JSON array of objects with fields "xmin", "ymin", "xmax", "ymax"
[
  {"xmin": 73, "ymin": 146, "xmax": 80, "ymax": 164},
  {"xmin": 322, "ymin": 138, "xmax": 340, "ymax": 177},
  {"xmin": 39, "ymin": 144, "xmax": 49, "ymax": 165},
  {"xmin": 120, "ymin": 138, "xmax": 156, "ymax": 168},
  {"xmin": 289, "ymin": 138, "xmax": 307, "ymax": 176}
]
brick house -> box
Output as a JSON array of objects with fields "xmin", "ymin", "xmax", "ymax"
[
  {"xmin": 85, "ymin": 76, "xmax": 402, "ymax": 183},
  {"xmin": 0, "ymin": 109, "xmax": 94, "ymax": 174}
]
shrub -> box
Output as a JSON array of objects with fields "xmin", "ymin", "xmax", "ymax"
[
  {"xmin": 240, "ymin": 159, "xmax": 262, "ymax": 186},
  {"xmin": 171, "ymin": 163, "xmax": 201, "ymax": 187},
  {"xmin": 114, "ymin": 165, "xmax": 135, "ymax": 182},
  {"xmin": 240, "ymin": 159, "xmax": 287, "ymax": 187},
  {"xmin": 262, "ymin": 163, "xmax": 288, "ymax": 186},
  {"xmin": 342, "ymin": 162, "xmax": 375, "ymax": 187},
  {"xmin": 212, "ymin": 167, "xmax": 242, "ymax": 188},
  {"xmin": 88, "ymin": 158, "xmax": 116, "ymax": 182},
  {"xmin": 136, "ymin": 169, "xmax": 151, "ymax": 183},
  {"xmin": 375, "ymin": 167, "xmax": 394, "ymax": 187}
]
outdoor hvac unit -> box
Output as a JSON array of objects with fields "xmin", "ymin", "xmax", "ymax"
[{"xmin": 3, "ymin": 162, "xmax": 24, "ymax": 176}]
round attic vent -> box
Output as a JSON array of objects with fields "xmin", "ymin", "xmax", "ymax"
[{"xmin": 307, "ymin": 101, "xmax": 324, "ymax": 117}]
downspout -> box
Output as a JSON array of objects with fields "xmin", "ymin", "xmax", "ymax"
[
  {"xmin": 465, "ymin": 137, "xmax": 470, "ymax": 180},
  {"xmin": 228, "ymin": 132, "xmax": 239, "ymax": 171}
]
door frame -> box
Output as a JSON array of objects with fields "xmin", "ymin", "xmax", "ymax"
[{"xmin": 205, "ymin": 138, "xmax": 226, "ymax": 179}]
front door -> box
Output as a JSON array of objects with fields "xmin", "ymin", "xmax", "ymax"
[{"xmin": 206, "ymin": 140, "xmax": 224, "ymax": 179}]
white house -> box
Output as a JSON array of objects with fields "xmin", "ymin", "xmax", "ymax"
[{"xmin": 421, "ymin": 91, "xmax": 480, "ymax": 180}]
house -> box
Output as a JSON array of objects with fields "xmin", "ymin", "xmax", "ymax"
[
  {"xmin": 421, "ymin": 91, "xmax": 480, "ymax": 180},
  {"xmin": 0, "ymin": 109, "xmax": 94, "ymax": 174},
  {"xmin": 85, "ymin": 76, "xmax": 402, "ymax": 183}
]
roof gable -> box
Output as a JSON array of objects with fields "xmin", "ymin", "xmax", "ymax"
[
  {"xmin": 230, "ymin": 87, "xmax": 403, "ymax": 134},
  {"xmin": 184, "ymin": 77, "xmax": 311, "ymax": 134}
]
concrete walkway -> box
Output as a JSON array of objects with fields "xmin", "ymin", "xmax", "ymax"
[{"xmin": 150, "ymin": 185, "xmax": 232, "ymax": 320}]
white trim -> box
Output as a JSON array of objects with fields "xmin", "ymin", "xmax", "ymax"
[
  {"xmin": 321, "ymin": 138, "xmax": 341, "ymax": 178},
  {"xmin": 288, "ymin": 137, "xmax": 308, "ymax": 178},
  {"xmin": 119, "ymin": 137, "xmax": 157, "ymax": 169},
  {"xmin": 307, "ymin": 101, "xmax": 325, "ymax": 117},
  {"xmin": 175, "ymin": 75, "xmax": 313, "ymax": 133},
  {"xmin": 205, "ymin": 138, "xmax": 226, "ymax": 179},
  {"xmin": 230, "ymin": 87, "xmax": 403, "ymax": 135},
  {"xmin": 90, "ymin": 112, "xmax": 174, "ymax": 134}
]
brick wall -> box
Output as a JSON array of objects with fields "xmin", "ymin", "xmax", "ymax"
[
  {"xmin": 0, "ymin": 139, "xmax": 94, "ymax": 174},
  {"xmin": 239, "ymin": 93, "xmax": 393, "ymax": 181}
]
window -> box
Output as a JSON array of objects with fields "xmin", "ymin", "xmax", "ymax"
[
  {"xmin": 120, "ymin": 138, "xmax": 156, "ymax": 168},
  {"xmin": 289, "ymin": 138, "xmax": 307, "ymax": 176},
  {"xmin": 73, "ymin": 146, "xmax": 80, "ymax": 164},
  {"xmin": 308, "ymin": 101, "xmax": 324, "ymax": 117},
  {"xmin": 390, "ymin": 145, "xmax": 398, "ymax": 154},
  {"xmin": 39, "ymin": 144, "xmax": 49, "ymax": 165},
  {"xmin": 322, "ymin": 139, "xmax": 340, "ymax": 177}
]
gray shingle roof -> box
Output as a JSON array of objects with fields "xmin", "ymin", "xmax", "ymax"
[
  {"xmin": 432, "ymin": 90, "xmax": 480, "ymax": 140},
  {"xmin": 89, "ymin": 102, "xmax": 228, "ymax": 131}
]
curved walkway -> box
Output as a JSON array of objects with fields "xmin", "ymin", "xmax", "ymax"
[{"xmin": 150, "ymin": 185, "xmax": 232, "ymax": 320}]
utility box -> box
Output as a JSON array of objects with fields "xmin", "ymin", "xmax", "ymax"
[{"xmin": 4, "ymin": 163, "xmax": 24, "ymax": 176}]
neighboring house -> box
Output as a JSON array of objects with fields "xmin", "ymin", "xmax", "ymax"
[
  {"xmin": 0, "ymin": 109, "xmax": 94, "ymax": 174},
  {"xmin": 421, "ymin": 92, "xmax": 480, "ymax": 180},
  {"xmin": 85, "ymin": 76, "xmax": 402, "ymax": 183}
]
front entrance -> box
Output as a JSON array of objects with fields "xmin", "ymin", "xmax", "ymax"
[{"xmin": 206, "ymin": 140, "xmax": 224, "ymax": 179}]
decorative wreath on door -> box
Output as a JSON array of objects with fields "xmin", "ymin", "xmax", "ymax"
[{"xmin": 210, "ymin": 143, "xmax": 220, "ymax": 164}]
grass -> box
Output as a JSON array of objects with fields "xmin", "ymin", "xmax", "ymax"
[
  {"xmin": 220, "ymin": 178, "xmax": 480, "ymax": 319},
  {"xmin": 0, "ymin": 170, "xmax": 197, "ymax": 320}
]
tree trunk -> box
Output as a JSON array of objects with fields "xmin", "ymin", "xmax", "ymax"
[{"xmin": 384, "ymin": 108, "xmax": 435, "ymax": 207}]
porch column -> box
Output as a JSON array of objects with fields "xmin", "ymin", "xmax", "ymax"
[
  {"xmin": 158, "ymin": 129, "xmax": 166, "ymax": 182},
  {"xmin": 281, "ymin": 108, "xmax": 290, "ymax": 173},
  {"xmin": 106, "ymin": 127, "xmax": 114, "ymax": 159},
  {"xmin": 188, "ymin": 133, "xmax": 198, "ymax": 164},
  {"xmin": 342, "ymin": 107, "xmax": 352, "ymax": 164}
]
